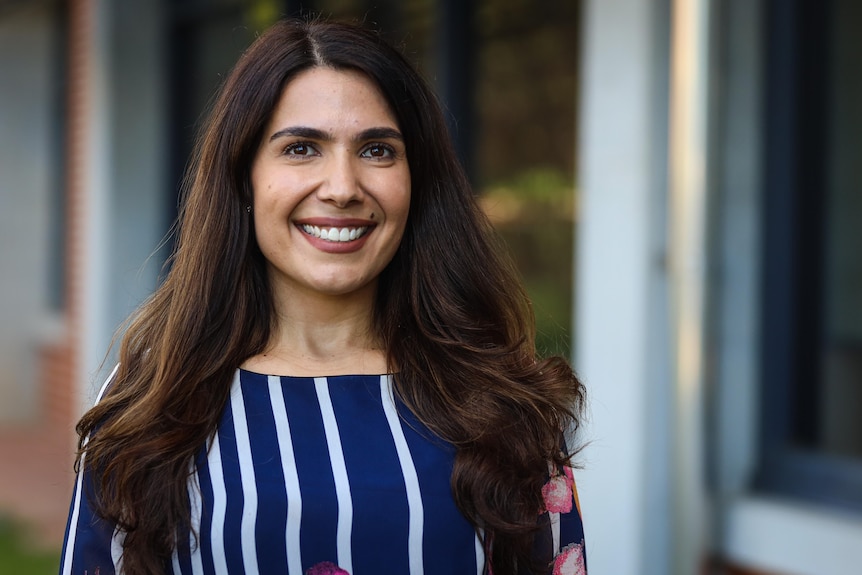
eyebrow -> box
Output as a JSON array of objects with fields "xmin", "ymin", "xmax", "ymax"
[{"xmin": 268, "ymin": 126, "xmax": 404, "ymax": 143}]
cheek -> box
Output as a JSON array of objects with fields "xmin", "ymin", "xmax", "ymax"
[
  {"xmin": 388, "ymin": 175, "xmax": 411, "ymax": 223},
  {"xmin": 249, "ymin": 161, "xmax": 265, "ymax": 200},
  {"xmin": 399, "ymin": 192, "xmax": 412, "ymax": 228},
  {"xmin": 253, "ymin": 213, "xmax": 287, "ymax": 256},
  {"xmin": 252, "ymin": 181, "xmax": 276, "ymax": 208}
]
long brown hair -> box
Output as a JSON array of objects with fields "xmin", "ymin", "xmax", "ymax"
[{"xmin": 76, "ymin": 19, "xmax": 585, "ymax": 575}]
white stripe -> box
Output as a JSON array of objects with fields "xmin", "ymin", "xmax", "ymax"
[
  {"xmin": 551, "ymin": 510, "xmax": 561, "ymax": 553},
  {"xmin": 60, "ymin": 364, "xmax": 120, "ymax": 575},
  {"xmin": 98, "ymin": 369, "xmax": 125, "ymax": 573},
  {"xmin": 314, "ymin": 377, "xmax": 353, "ymax": 573},
  {"xmin": 111, "ymin": 529, "xmax": 125, "ymax": 573},
  {"xmin": 171, "ymin": 469, "xmax": 204, "ymax": 575},
  {"xmin": 268, "ymin": 375, "xmax": 303, "ymax": 575},
  {"xmin": 475, "ymin": 529, "xmax": 485, "ymax": 575},
  {"xmin": 208, "ymin": 431, "xmax": 229, "ymax": 573},
  {"xmin": 187, "ymin": 472, "xmax": 205, "ymax": 574},
  {"xmin": 380, "ymin": 375, "xmax": 425, "ymax": 574},
  {"xmin": 60, "ymin": 470, "xmax": 86, "ymax": 575},
  {"xmin": 230, "ymin": 373, "xmax": 259, "ymax": 573},
  {"xmin": 95, "ymin": 363, "xmax": 120, "ymax": 402}
]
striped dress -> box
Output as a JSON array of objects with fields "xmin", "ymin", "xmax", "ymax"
[{"xmin": 60, "ymin": 369, "xmax": 587, "ymax": 574}]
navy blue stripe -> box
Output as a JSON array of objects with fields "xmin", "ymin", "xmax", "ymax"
[
  {"xmin": 215, "ymin": 399, "xmax": 246, "ymax": 574},
  {"xmin": 398, "ymin": 401, "xmax": 480, "ymax": 575},
  {"xmin": 68, "ymin": 468, "xmax": 117, "ymax": 575},
  {"xmin": 240, "ymin": 371, "xmax": 290, "ymax": 572},
  {"xmin": 58, "ymin": 481, "xmax": 76, "ymax": 572},
  {"xmin": 559, "ymin": 505, "xmax": 586, "ymax": 548},
  {"xmin": 329, "ymin": 376, "xmax": 411, "ymax": 573},
  {"xmin": 173, "ymin": 520, "xmax": 193, "ymax": 575},
  {"xmin": 280, "ymin": 376, "xmax": 340, "ymax": 568}
]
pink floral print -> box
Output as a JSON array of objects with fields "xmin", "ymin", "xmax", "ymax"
[
  {"xmin": 306, "ymin": 561, "xmax": 350, "ymax": 575},
  {"xmin": 552, "ymin": 541, "xmax": 586, "ymax": 575},
  {"xmin": 542, "ymin": 468, "xmax": 574, "ymax": 514}
]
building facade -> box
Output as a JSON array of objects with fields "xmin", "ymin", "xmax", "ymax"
[{"xmin": 578, "ymin": 0, "xmax": 862, "ymax": 574}]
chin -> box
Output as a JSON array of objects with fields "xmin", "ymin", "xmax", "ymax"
[{"xmin": 308, "ymin": 277, "xmax": 376, "ymax": 298}]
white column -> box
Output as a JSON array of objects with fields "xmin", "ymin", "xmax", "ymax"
[
  {"xmin": 667, "ymin": 0, "xmax": 711, "ymax": 573},
  {"xmin": 79, "ymin": 0, "xmax": 113, "ymax": 409},
  {"xmin": 575, "ymin": 0, "xmax": 666, "ymax": 573},
  {"xmin": 79, "ymin": 0, "xmax": 168, "ymax": 408}
]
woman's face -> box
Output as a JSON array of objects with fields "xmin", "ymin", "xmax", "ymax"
[{"xmin": 251, "ymin": 67, "xmax": 411, "ymax": 303}]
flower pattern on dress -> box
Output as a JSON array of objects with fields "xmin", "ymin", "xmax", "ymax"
[
  {"xmin": 306, "ymin": 561, "xmax": 350, "ymax": 575},
  {"xmin": 552, "ymin": 540, "xmax": 586, "ymax": 575},
  {"xmin": 542, "ymin": 468, "xmax": 574, "ymax": 514}
]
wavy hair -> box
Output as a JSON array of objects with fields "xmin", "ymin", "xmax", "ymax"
[{"xmin": 76, "ymin": 19, "xmax": 585, "ymax": 575}]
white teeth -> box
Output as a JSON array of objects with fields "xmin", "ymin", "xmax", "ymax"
[{"xmin": 301, "ymin": 224, "xmax": 369, "ymax": 242}]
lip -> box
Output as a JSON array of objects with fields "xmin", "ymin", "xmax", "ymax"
[{"xmin": 294, "ymin": 217, "xmax": 376, "ymax": 254}]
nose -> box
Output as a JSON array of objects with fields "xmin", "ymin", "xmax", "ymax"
[{"xmin": 317, "ymin": 152, "xmax": 363, "ymax": 207}]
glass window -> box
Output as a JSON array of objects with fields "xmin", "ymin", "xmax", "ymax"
[
  {"xmin": 169, "ymin": 0, "xmax": 282, "ymax": 208},
  {"xmin": 758, "ymin": 0, "xmax": 862, "ymax": 508},
  {"xmin": 817, "ymin": 0, "xmax": 862, "ymax": 460}
]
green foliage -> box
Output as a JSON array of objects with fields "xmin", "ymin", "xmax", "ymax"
[
  {"xmin": 245, "ymin": 0, "xmax": 282, "ymax": 32},
  {"xmin": 0, "ymin": 518, "xmax": 60, "ymax": 575},
  {"xmin": 481, "ymin": 168, "xmax": 576, "ymax": 360},
  {"xmin": 482, "ymin": 168, "xmax": 575, "ymax": 215}
]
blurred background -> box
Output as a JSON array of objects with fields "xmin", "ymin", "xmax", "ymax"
[{"xmin": 0, "ymin": 0, "xmax": 859, "ymax": 573}]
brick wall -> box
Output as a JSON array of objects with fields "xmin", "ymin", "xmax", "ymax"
[{"xmin": 0, "ymin": 0, "xmax": 92, "ymax": 549}]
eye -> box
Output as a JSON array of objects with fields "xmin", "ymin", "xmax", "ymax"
[
  {"xmin": 360, "ymin": 143, "xmax": 396, "ymax": 160},
  {"xmin": 283, "ymin": 142, "xmax": 319, "ymax": 157}
]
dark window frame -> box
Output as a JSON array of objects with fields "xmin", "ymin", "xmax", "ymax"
[{"xmin": 756, "ymin": 0, "xmax": 862, "ymax": 511}]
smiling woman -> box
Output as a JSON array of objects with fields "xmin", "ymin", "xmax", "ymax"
[{"xmin": 59, "ymin": 19, "xmax": 587, "ymax": 575}]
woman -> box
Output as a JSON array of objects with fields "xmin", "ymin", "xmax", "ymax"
[{"xmin": 60, "ymin": 19, "xmax": 587, "ymax": 575}]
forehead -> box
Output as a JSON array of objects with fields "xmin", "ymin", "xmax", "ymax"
[{"xmin": 267, "ymin": 66, "xmax": 398, "ymax": 130}]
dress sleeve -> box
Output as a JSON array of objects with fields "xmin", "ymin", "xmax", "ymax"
[
  {"xmin": 538, "ymin": 462, "xmax": 588, "ymax": 575},
  {"xmin": 58, "ymin": 365, "xmax": 123, "ymax": 575},
  {"xmin": 58, "ymin": 461, "xmax": 122, "ymax": 575}
]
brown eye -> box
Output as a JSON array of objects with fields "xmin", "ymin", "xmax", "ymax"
[
  {"xmin": 360, "ymin": 143, "xmax": 395, "ymax": 159},
  {"xmin": 284, "ymin": 142, "xmax": 318, "ymax": 156}
]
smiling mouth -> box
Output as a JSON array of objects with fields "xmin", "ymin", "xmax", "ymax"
[{"xmin": 301, "ymin": 224, "xmax": 370, "ymax": 242}]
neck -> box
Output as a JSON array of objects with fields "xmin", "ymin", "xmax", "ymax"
[{"xmin": 244, "ymin": 282, "xmax": 387, "ymax": 376}]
